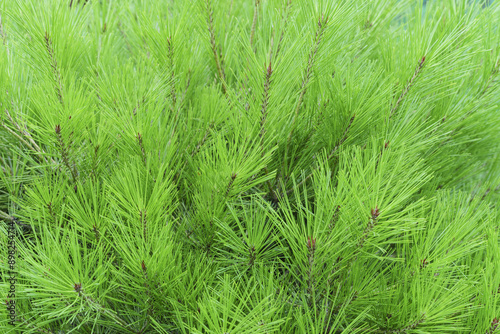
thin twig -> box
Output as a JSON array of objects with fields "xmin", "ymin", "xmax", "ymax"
[
  {"xmin": 205, "ymin": 0, "xmax": 227, "ymax": 96},
  {"xmin": 118, "ymin": 22, "xmax": 133, "ymax": 56},
  {"xmin": 0, "ymin": 210, "xmax": 13, "ymax": 221},
  {"xmin": 286, "ymin": 114, "xmax": 354, "ymax": 194},
  {"xmin": 79, "ymin": 291, "xmax": 132, "ymax": 330},
  {"xmin": 259, "ymin": 61, "xmax": 273, "ymax": 145},
  {"xmin": 1, "ymin": 121, "xmax": 37, "ymax": 152},
  {"xmin": 389, "ymin": 57, "xmax": 426, "ymax": 119},
  {"xmin": 275, "ymin": 0, "xmax": 292, "ymax": 63},
  {"xmin": 0, "ymin": 12, "xmax": 7, "ymax": 48},
  {"xmin": 17, "ymin": 315, "xmax": 55, "ymax": 334},
  {"xmin": 137, "ymin": 132, "xmax": 147, "ymax": 166},
  {"xmin": 225, "ymin": 173, "xmax": 237, "ymax": 197},
  {"xmin": 480, "ymin": 60, "xmax": 500, "ymax": 97},
  {"xmin": 286, "ymin": 14, "xmax": 328, "ymax": 146},
  {"xmin": 304, "ymin": 99, "xmax": 328, "ymax": 144},
  {"xmin": 250, "ymin": 0, "xmax": 260, "ymax": 49},
  {"xmin": 0, "ymin": 212, "xmax": 32, "ymax": 230},
  {"xmin": 167, "ymin": 37, "xmax": 177, "ymax": 110},
  {"xmin": 55, "ymin": 124, "xmax": 78, "ymax": 183},
  {"xmin": 44, "ymin": 32, "xmax": 64, "ymax": 107},
  {"xmin": 173, "ymin": 122, "xmax": 215, "ymax": 182},
  {"xmin": 326, "ymin": 114, "xmax": 355, "ymax": 161},
  {"xmin": 259, "ymin": 37, "xmax": 279, "ymax": 202}
]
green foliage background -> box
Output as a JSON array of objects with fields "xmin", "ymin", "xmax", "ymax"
[{"xmin": 0, "ymin": 0, "xmax": 499, "ymax": 333}]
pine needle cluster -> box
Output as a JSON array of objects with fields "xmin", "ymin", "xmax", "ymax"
[{"xmin": 1, "ymin": 0, "xmax": 499, "ymax": 333}]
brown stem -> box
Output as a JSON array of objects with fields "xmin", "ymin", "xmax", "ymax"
[
  {"xmin": 1, "ymin": 121, "xmax": 38, "ymax": 152},
  {"xmin": 377, "ymin": 314, "xmax": 426, "ymax": 333},
  {"xmin": 137, "ymin": 132, "xmax": 147, "ymax": 165},
  {"xmin": 486, "ymin": 317, "xmax": 499, "ymax": 334},
  {"xmin": 286, "ymin": 114, "xmax": 354, "ymax": 195},
  {"xmin": 167, "ymin": 37, "xmax": 177, "ymax": 109},
  {"xmin": 140, "ymin": 209, "xmax": 148, "ymax": 244},
  {"xmin": 118, "ymin": 22, "xmax": 133, "ymax": 56},
  {"xmin": 275, "ymin": 0, "xmax": 292, "ymax": 63},
  {"xmin": 205, "ymin": 0, "xmax": 227, "ymax": 96},
  {"xmin": 17, "ymin": 315, "xmax": 55, "ymax": 334},
  {"xmin": 331, "ymin": 291, "xmax": 358, "ymax": 314},
  {"xmin": 306, "ymin": 236, "xmax": 317, "ymax": 298},
  {"xmin": 260, "ymin": 61, "xmax": 278, "ymax": 202},
  {"xmin": 389, "ymin": 57, "xmax": 426, "ymax": 119},
  {"xmin": 326, "ymin": 114, "xmax": 355, "ymax": 161},
  {"xmin": 55, "ymin": 124, "xmax": 78, "ymax": 183},
  {"xmin": 79, "ymin": 291, "xmax": 132, "ymax": 330},
  {"xmin": 357, "ymin": 207, "xmax": 379, "ymax": 249},
  {"xmin": 260, "ymin": 62, "xmax": 273, "ymax": 146},
  {"xmin": 0, "ymin": 13, "xmax": 7, "ymax": 49},
  {"xmin": 0, "ymin": 210, "xmax": 14, "ymax": 221},
  {"xmin": 44, "ymin": 32, "xmax": 64, "ymax": 107},
  {"xmin": 173, "ymin": 122, "xmax": 215, "ymax": 182},
  {"xmin": 228, "ymin": 0, "xmax": 234, "ymax": 17},
  {"xmin": 179, "ymin": 68, "xmax": 192, "ymax": 108},
  {"xmin": 334, "ymin": 208, "xmax": 380, "ymax": 292},
  {"xmin": 304, "ymin": 99, "xmax": 328, "ymax": 144},
  {"xmin": 225, "ymin": 172, "xmax": 237, "ymax": 197},
  {"xmin": 286, "ymin": 14, "xmax": 328, "ymax": 146},
  {"xmin": 190, "ymin": 123, "xmax": 213, "ymax": 157},
  {"xmin": 250, "ymin": 0, "xmax": 260, "ymax": 49},
  {"xmin": 479, "ymin": 60, "xmax": 499, "ymax": 97}
]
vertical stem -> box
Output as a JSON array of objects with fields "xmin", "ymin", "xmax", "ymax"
[
  {"xmin": 44, "ymin": 32, "xmax": 64, "ymax": 107},
  {"xmin": 205, "ymin": 0, "xmax": 227, "ymax": 96},
  {"xmin": 250, "ymin": 0, "xmax": 260, "ymax": 49},
  {"xmin": 282, "ymin": 14, "xmax": 328, "ymax": 179}
]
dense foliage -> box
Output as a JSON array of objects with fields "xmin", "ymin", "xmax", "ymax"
[{"xmin": 1, "ymin": 0, "xmax": 500, "ymax": 333}]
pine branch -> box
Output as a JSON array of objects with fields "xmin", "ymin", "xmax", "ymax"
[
  {"xmin": 285, "ymin": 113, "xmax": 354, "ymax": 195},
  {"xmin": 74, "ymin": 284, "xmax": 133, "ymax": 332},
  {"xmin": 55, "ymin": 124, "xmax": 78, "ymax": 183},
  {"xmin": 173, "ymin": 122, "xmax": 215, "ymax": 182},
  {"xmin": 139, "ymin": 260, "xmax": 154, "ymax": 334},
  {"xmin": 486, "ymin": 317, "xmax": 499, "ymax": 334},
  {"xmin": 69, "ymin": 0, "xmax": 89, "ymax": 8},
  {"xmin": 179, "ymin": 68, "xmax": 192, "ymax": 110},
  {"xmin": 190, "ymin": 123, "xmax": 214, "ymax": 158},
  {"xmin": 304, "ymin": 98, "xmax": 328, "ymax": 144},
  {"xmin": 167, "ymin": 37, "xmax": 177, "ymax": 110},
  {"xmin": 306, "ymin": 236, "xmax": 317, "ymax": 299},
  {"xmin": 389, "ymin": 56, "xmax": 426, "ymax": 119},
  {"xmin": 0, "ymin": 12, "xmax": 7, "ymax": 46},
  {"xmin": 140, "ymin": 209, "xmax": 148, "ymax": 244},
  {"xmin": 479, "ymin": 60, "xmax": 499, "ymax": 97},
  {"xmin": 17, "ymin": 316, "xmax": 55, "ymax": 334},
  {"xmin": 118, "ymin": 22, "xmax": 133, "ymax": 56},
  {"xmin": 332, "ymin": 207, "xmax": 380, "ymax": 292},
  {"xmin": 260, "ymin": 60, "xmax": 279, "ymax": 202},
  {"xmin": 4, "ymin": 109, "xmax": 50, "ymax": 163},
  {"xmin": 331, "ymin": 290, "xmax": 359, "ymax": 314},
  {"xmin": 225, "ymin": 172, "xmax": 237, "ymax": 197},
  {"xmin": 1, "ymin": 118, "xmax": 37, "ymax": 152},
  {"xmin": 376, "ymin": 314, "xmax": 426, "ymax": 333},
  {"xmin": 250, "ymin": 0, "xmax": 260, "ymax": 50},
  {"xmin": 0, "ymin": 209, "xmax": 14, "ymax": 221},
  {"xmin": 275, "ymin": 0, "xmax": 292, "ymax": 63},
  {"xmin": 326, "ymin": 114, "xmax": 355, "ymax": 161},
  {"xmin": 205, "ymin": 0, "xmax": 227, "ymax": 96},
  {"xmin": 286, "ymin": 14, "xmax": 329, "ymax": 148},
  {"xmin": 136, "ymin": 132, "xmax": 147, "ymax": 166},
  {"xmin": 259, "ymin": 61, "xmax": 273, "ymax": 149},
  {"xmin": 357, "ymin": 207, "xmax": 379, "ymax": 249},
  {"xmin": 44, "ymin": 32, "xmax": 64, "ymax": 107}
]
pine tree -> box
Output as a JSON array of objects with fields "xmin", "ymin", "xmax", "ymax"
[{"xmin": 1, "ymin": 0, "xmax": 499, "ymax": 333}]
